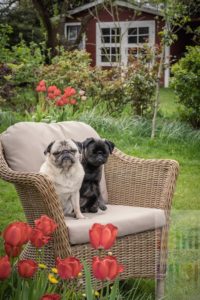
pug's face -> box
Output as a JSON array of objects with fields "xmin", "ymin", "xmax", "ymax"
[
  {"xmin": 44, "ymin": 139, "xmax": 79, "ymax": 169},
  {"xmin": 82, "ymin": 138, "xmax": 115, "ymax": 167}
]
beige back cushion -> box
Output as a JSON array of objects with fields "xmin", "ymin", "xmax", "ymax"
[{"xmin": 1, "ymin": 121, "xmax": 108, "ymax": 202}]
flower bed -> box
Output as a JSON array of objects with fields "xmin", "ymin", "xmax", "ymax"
[{"xmin": 0, "ymin": 215, "xmax": 124, "ymax": 299}]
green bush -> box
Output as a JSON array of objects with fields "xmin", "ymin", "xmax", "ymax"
[
  {"xmin": 90, "ymin": 46, "xmax": 157, "ymax": 117},
  {"xmin": 1, "ymin": 36, "xmax": 157, "ymax": 117},
  {"xmin": 171, "ymin": 46, "xmax": 200, "ymax": 128},
  {"xmin": 38, "ymin": 47, "xmax": 157, "ymax": 117},
  {"xmin": 0, "ymin": 24, "xmax": 46, "ymax": 111},
  {"xmin": 40, "ymin": 49, "xmax": 93, "ymax": 91}
]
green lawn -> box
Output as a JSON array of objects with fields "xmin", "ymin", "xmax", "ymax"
[
  {"xmin": 159, "ymin": 87, "xmax": 179, "ymax": 118},
  {"xmin": 0, "ymin": 88, "xmax": 200, "ymax": 298}
]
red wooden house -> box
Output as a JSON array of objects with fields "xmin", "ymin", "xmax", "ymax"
[{"xmin": 62, "ymin": 1, "xmax": 170, "ymax": 86}]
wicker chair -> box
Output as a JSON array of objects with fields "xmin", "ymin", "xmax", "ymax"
[{"xmin": 0, "ymin": 122, "xmax": 179, "ymax": 300}]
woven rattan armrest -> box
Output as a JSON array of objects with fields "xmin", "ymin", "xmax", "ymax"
[
  {"xmin": 0, "ymin": 142, "xmax": 71, "ymax": 257},
  {"xmin": 105, "ymin": 148, "xmax": 179, "ymax": 212}
]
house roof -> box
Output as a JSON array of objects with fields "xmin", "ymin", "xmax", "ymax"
[{"xmin": 68, "ymin": 0, "xmax": 162, "ymax": 16}]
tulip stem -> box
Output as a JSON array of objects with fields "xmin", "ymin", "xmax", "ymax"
[
  {"xmin": 100, "ymin": 281, "xmax": 104, "ymax": 299},
  {"xmin": 105, "ymin": 282, "xmax": 110, "ymax": 299},
  {"xmin": 0, "ymin": 279, "xmax": 8, "ymax": 300}
]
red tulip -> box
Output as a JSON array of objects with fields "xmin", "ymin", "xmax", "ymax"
[
  {"xmin": 0, "ymin": 256, "xmax": 11, "ymax": 280},
  {"xmin": 89, "ymin": 223, "xmax": 118, "ymax": 250},
  {"xmin": 30, "ymin": 228, "xmax": 51, "ymax": 248},
  {"xmin": 55, "ymin": 99, "xmax": 64, "ymax": 106},
  {"xmin": 70, "ymin": 98, "xmax": 77, "ymax": 105},
  {"xmin": 35, "ymin": 215, "xmax": 57, "ymax": 236},
  {"xmin": 56, "ymin": 257, "xmax": 82, "ymax": 280},
  {"xmin": 3, "ymin": 222, "xmax": 32, "ymax": 247},
  {"xmin": 92, "ymin": 256, "xmax": 124, "ymax": 281},
  {"xmin": 48, "ymin": 86, "xmax": 61, "ymax": 99},
  {"xmin": 64, "ymin": 87, "xmax": 76, "ymax": 97},
  {"xmin": 4, "ymin": 243, "xmax": 22, "ymax": 257},
  {"xmin": 55, "ymin": 95, "xmax": 70, "ymax": 106},
  {"xmin": 41, "ymin": 294, "xmax": 61, "ymax": 300},
  {"xmin": 63, "ymin": 98, "xmax": 70, "ymax": 105},
  {"xmin": 18, "ymin": 259, "xmax": 38, "ymax": 278},
  {"xmin": 36, "ymin": 80, "xmax": 46, "ymax": 92}
]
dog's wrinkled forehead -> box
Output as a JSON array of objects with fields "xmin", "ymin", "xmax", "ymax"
[
  {"xmin": 51, "ymin": 140, "xmax": 78, "ymax": 153},
  {"xmin": 91, "ymin": 140, "xmax": 108, "ymax": 152}
]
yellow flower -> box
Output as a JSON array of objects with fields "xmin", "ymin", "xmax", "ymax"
[
  {"xmin": 78, "ymin": 272, "xmax": 82, "ymax": 277},
  {"xmin": 94, "ymin": 291, "xmax": 100, "ymax": 297},
  {"xmin": 82, "ymin": 293, "xmax": 86, "ymax": 298},
  {"xmin": 51, "ymin": 267, "xmax": 58, "ymax": 274},
  {"xmin": 39, "ymin": 263, "xmax": 47, "ymax": 269},
  {"xmin": 48, "ymin": 273, "xmax": 58, "ymax": 284}
]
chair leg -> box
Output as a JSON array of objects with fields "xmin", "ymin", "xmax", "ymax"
[{"xmin": 155, "ymin": 278, "xmax": 165, "ymax": 300}]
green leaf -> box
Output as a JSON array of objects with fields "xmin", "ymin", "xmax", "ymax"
[
  {"xmin": 109, "ymin": 279, "xmax": 119, "ymax": 300},
  {"xmin": 83, "ymin": 261, "xmax": 94, "ymax": 300}
]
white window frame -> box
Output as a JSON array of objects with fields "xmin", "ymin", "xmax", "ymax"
[
  {"xmin": 64, "ymin": 22, "xmax": 86, "ymax": 49},
  {"xmin": 96, "ymin": 20, "xmax": 155, "ymax": 67}
]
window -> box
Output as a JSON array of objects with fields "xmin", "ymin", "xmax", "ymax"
[
  {"xmin": 101, "ymin": 28, "xmax": 121, "ymax": 44},
  {"xmin": 65, "ymin": 24, "xmax": 80, "ymax": 42},
  {"xmin": 101, "ymin": 47, "xmax": 120, "ymax": 62},
  {"xmin": 64, "ymin": 23, "xmax": 85, "ymax": 49},
  {"xmin": 100, "ymin": 27, "xmax": 121, "ymax": 65},
  {"xmin": 128, "ymin": 27, "xmax": 149, "ymax": 44},
  {"xmin": 96, "ymin": 21, "xmax": 155, "ymax": 67},
  {"xmin": 67, "ymin": 25, "xmax": 80, "ymax": 41}
]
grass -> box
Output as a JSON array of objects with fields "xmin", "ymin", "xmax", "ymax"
[
  {"xmin": 159, "ymin": 87, "xmax": 179, "ymax": 118},
  {"xmin": 0, "ymin": 88, "xmax": 200, "ymax": 298}
]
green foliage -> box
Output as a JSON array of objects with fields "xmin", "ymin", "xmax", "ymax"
[
  {"xmin": 125, "ymin": 61, "xmax": 157, "ymax": 117},
  {"xmin": 39, "ymin": 48, "xmax": 157, "ymax": 117},
  {"xmin": 171, "ymin": 46, "xmax": 200, "ymax": 128},
  {"xmin": 0, "ymin": 26, "xmax": 45, "ymax": 111},
  {"xmin": 41, "ymin": 49, "xmax": 92, "ymax": 90},
  {"xmin": 0, "ymin": 24, "xmax": 13, "ymax": 62},
  {"xmin": 93, "ymin": 47, "xmax": 157, "ymax": 116},
  {"xmin": 8, "ymin": 40, "xmax": 45, "ymax": 83},
  {"xmin": 0, "ymin": 2, "xmax": 43, "ymax": 47}
]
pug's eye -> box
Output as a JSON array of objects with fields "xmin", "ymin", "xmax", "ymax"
[
  {"xmin": 53, "ymin": 151, "xmax": 61, "ymax": 156},
  {"xmin": 70, "ymin": 149, "xmax": 77, "ymax": 154}
]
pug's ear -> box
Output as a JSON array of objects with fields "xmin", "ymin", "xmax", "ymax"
[
  {"xmin": 72, "ymin": 140, "xmax": 83, "ymax": 153},
  {"xmin": 82, "ymin": 137, "xmax": 96, "ymax": 149},
  {"xmin": 105, "ymin": 140, "xmax": 115, "ymax": 154},
  {"xmin": 44, "ymin": 141, "xmax": 55, "ymax": 155}
]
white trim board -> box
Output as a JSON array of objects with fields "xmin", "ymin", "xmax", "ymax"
[{"xmin": 68, "ymin": 0, "xmax": 162, "ymax": 16}]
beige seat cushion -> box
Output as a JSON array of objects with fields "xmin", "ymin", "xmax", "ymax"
[
  {"xmin": 65, "ymin": 204, "xmax": 166, "ymax": 245},
  {"xmin": 1, "ymin": 121, "xmax": 108, "ymax": 201}
]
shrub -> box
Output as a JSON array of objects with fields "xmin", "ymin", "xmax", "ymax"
[
  {"xmin": 0, "ymin": 24, "xmax": 45, "ymax": 111},
  {"xmin": 125, "ymin": 59, "xmax": 157, "ymax": 116},
  {"xmin": 39, "ymin": 47, "xmax": 157, "ymax": 117},
  {"xmin": 171, "ymin": 46, "xmax": 200, "ymax": 128},
  {"xmin": 91, "ymin": 46, "xmax": 157, "ymax": 117},
  {"xmin": 39, "ymin": 49, "xmax": 93, "ymax": 91},
  {"xmin": 1, "ymin": 40, "xmax": 157, "ymax": 117}
]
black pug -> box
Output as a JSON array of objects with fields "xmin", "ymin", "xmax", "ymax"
[{"xmin": 75, "ymin": 138, "xmax": 115, "ymax": 213}]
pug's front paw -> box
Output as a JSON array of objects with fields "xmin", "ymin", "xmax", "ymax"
[
  {"xmin": 76, "ymin": 213, "xmax": 86, "ymax": 219},
  {"xmin": 99, "ymin": 204, "xmax": 107, "ymax": 211}
]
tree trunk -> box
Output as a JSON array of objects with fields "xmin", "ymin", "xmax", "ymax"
[
  {"xmin": 32, "ymin": 0, "xmax": 57, "ymax": 61},
  {"xmin": 151, "ymin": 45, "xmax": 165, "ymax": 139}
]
